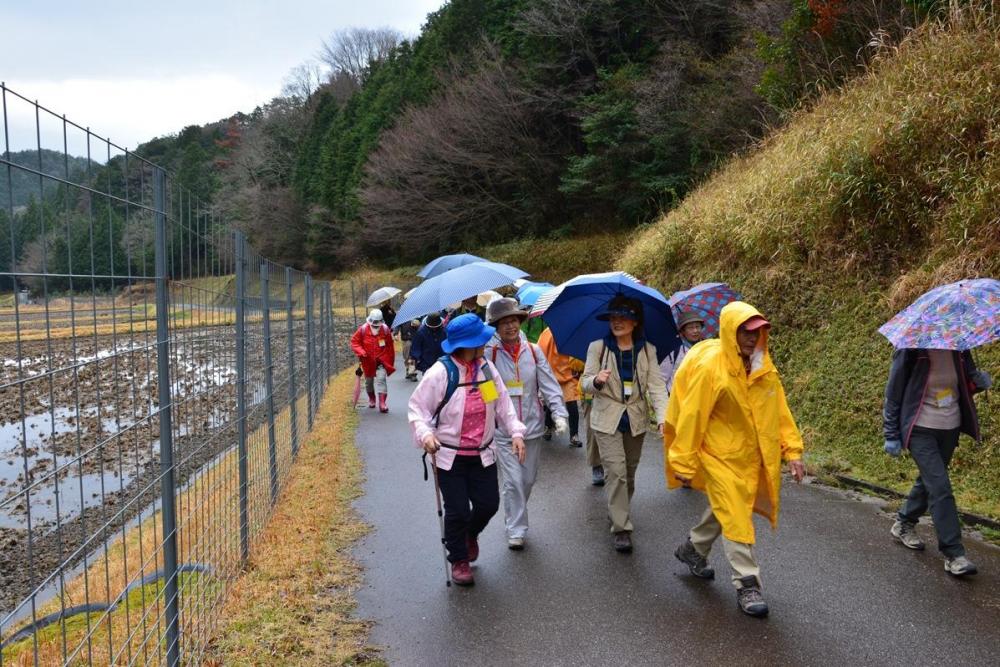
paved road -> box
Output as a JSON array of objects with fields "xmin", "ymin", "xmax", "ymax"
[{"xmin": 353, "ymin": 366, "xmax": 1000, "ymax": 666}]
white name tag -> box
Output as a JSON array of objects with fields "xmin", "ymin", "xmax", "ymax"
[
  {"xmin": 623, "ymin": 381, "xmax": 634, "ymax": 398},
  {"xmin": 507, "ymin": 380, "xmax": 524, "ymax": 397}
]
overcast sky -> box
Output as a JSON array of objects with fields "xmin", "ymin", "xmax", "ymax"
[{"xmin": 1, "ymin": 0, "xmax": 445, "ymax": 155}]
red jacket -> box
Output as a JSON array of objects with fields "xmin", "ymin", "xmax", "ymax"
[{"xmin": 351, "ymin": 323, "xmax": 396, "ymax": 376}]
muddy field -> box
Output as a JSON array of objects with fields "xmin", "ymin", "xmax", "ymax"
[{"xmin": 0, "ymin": 315, "xmax": 355, "ymax": 619}]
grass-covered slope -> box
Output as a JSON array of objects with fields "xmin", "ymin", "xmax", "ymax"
[{"xmin": 621, "ymin": 12, "xmax": 1000, "ymax": 519}]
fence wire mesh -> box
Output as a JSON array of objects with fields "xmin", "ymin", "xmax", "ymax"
[{"xmin": 0, "ymin": 83, "xmax": 338, "ymax": 665}]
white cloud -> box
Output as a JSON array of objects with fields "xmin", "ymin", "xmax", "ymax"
[{"xmin": 4, "ymin": 75, "xmax": 280, "ymax": 156}]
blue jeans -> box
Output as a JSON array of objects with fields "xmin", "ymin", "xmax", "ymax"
[{"xmin": 898, "ymin": 426, "xmax": 964, "ymax": 557}]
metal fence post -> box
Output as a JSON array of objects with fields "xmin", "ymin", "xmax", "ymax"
[
  {"xmin": 306, "ymin": 275, "xmax": 315, "ymax": 429},
  {"xmin": 153, "ymin": 167, "xmax": 181, "ymax": 667},
  {"xmin": 350, "ymin": 279, "xmax": 358, "ymax": 329},
  {"xmin": 261, "ymin": 262, "xmax": 278, "ymax": 504},
  {"xmin": 234, "ymin": 231, "xmax": 249, "ymax": 563},
  {"xmin": 326, "ymin": 283, "xmax": 340, "ymax": 375},
  {"xmin": 286, "ymin": 267, "xmax": 298, "ymax": 456}
]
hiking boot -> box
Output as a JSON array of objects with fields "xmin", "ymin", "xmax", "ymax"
[
  {"xmin": 674, "ymin": 539, "xmax": 715, "ymax": 580},
  {"xmin": 591, "ymin": 466, "xmax": 605, "ymax": 486},
  {"xmin": 569, "ymin": 436, "xmax": 582, "ymax": 448},
  {"xmin": 451, "ymin": 560, "xmax": 474, "ymax": 586},
  {"xmin": 466, "ymin": 535, "xmax": 479, "ymax": 562},
  {"xmin": 378, "ymin": 393, "xmax": 389, "ymax": 413},
  {"xmin": 736, "ymin": 576, "xmax": 769, "ymax": 617},
  {"xmin": 543, "ymin": 426, "xmax": 553, "ymax": 441},
  {"xmin": 367, "ymin": 392, "xmax": 376, "ymax": 409},
  {"xmin": 613, "ymin": 531, "xmax": 633, "ymax": 553},
  {"xmin": 891, "ymin": 520, "xmax": 925, "ymax": 551},
  {"xmin": 944, "ymin": 555, "xmax": 978, "ymax": 577},
  {"xmin": 508, "ymin": 536, "xmax": 525, "ymax": 551}
]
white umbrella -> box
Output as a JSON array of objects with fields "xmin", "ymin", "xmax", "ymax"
[
  {"xmin": 366, "ymin": 286, "xmax": 402, "ymax": 307},
  {"xmin": 476, "ymin": 290, "xmax": 503, "ymax": 307}
]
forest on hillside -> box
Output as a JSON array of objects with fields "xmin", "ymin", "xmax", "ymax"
[{"xmin": 2, "ymin": 0, "xmax": 954, "ymax": 281}]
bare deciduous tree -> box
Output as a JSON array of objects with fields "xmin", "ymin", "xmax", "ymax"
[
  {"xmin": 281, "ymin": 61, "xmax": 324, "ymax": 102},
  {"xmin": 358, "ymin": 44, "xmax": 563, "ymax": 261},
  {"xmin": 319, "ymin": 27, "xmax": 404, "ymax": 84}
]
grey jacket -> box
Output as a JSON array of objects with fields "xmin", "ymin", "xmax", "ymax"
[
  {"xmin": 581, "ymin": 338, "xmax": 668, "ymax": 437},
  {"xmin": 883, "ymin": 348, "xmax": 982, "ymax": 448},
  {"xmin": 485, "ymin": 333, "xmax": 567, "ymax": 441}
]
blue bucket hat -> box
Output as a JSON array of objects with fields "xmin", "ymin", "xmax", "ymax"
[{"xmin": 442, "ymin": 313, "xmax": 496, "ymax": 353}]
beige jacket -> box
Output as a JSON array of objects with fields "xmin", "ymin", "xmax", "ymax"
[{"xmin": 581, "ymin": 339, "xmax": 668, "ymax": 437}]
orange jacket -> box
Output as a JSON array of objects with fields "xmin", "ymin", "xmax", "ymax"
[{"xmin": 537, "ymin": 328, "xmax": 584, "ymax": 403}]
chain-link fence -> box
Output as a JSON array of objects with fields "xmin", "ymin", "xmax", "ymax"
[{"xmin": 0, "ymin": 83, "xmax": 338, "ymax": 665}]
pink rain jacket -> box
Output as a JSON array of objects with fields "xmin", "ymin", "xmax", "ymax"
[{"xmin": 408, "ymin": 356, "xmax": 527, "ymax": 470}]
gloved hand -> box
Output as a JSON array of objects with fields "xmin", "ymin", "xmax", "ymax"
[
  {"xmin": 355, "ymin": 366, "xmax": 363, "ymax": 377},
  {"xmin": 884, "ymin": 439, "xmax": 902, "ymax": 457},
  {"xmin": 553, "ymin": 417, "xmax": 569, "ymax": 436},
  {"xmin": 971, "ymin": 369, "xmax": 992, "ymax": 391}
]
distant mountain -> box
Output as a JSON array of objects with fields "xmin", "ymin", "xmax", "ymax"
[{"xmin": 0, "ymin": 149, "xmax": 92, "ymax": 211}]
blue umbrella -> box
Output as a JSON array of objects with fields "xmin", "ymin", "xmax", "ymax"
[
  {"xmin": 543, "ymin": 273, "xmax": 680, "ymax": 362},
  {"xmin": 417, "ymin": 253, "xmax": 488, "ymax": 279},
  {"xmin": 516, "ymin": 281, "xmax": 555, "ymax": 307},
  {"xmin": 394, "ymin": 261, "xmax": 528, "ymax": 327}
]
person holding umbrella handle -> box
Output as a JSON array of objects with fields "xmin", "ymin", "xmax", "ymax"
[
  {"xmin": 409, "ymin": 314, "xmax": 527, "ymax": 586},
  {"xmin": 883, "ymin": 347, "xmax": 991, "ymax": 576},
  {"xmin": 581, "ymin": 295, "xmax": 668, "ymax": 554}
]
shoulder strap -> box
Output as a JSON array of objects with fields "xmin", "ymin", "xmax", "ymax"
[
  {"xmin": 432, "ymin": 355, "xmax": 483, "ymax": 425},
  {"xmin": 529, "ymin": 342, "xmax": 540, "ymax": 365}
]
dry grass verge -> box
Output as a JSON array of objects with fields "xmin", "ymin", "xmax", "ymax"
[{"xmin": 203, "ymin": 369, "xmax": 379, "ymax": 666}]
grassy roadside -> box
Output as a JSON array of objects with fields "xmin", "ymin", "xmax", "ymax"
[
  {"xmin": 621, "ymin": 12, "xmax": 1000, "ymax": 520},
  {"xmin": 203, "ymin": 369, "xmax": 379, "ymax": 666}
]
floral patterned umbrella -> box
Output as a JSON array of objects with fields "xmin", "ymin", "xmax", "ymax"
[
  {"xmin": 668, "ymin": 282, "xmax": 742, "ymax": 338},
  {"xmin": 878, "ymin": 278, "xmax": 1000, "ymax": 350}
]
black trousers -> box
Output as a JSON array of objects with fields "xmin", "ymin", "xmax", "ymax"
[
  {"xmin": 436, "ymin": 456, "xmax": 499, "ymax": 562},
  {"xmin": 567, "ymin": 400, "xmax": 579, "ymax": 438},
  {"xmin": 898, "ymin": 426, "xmax": 964, "ymax": 557}
]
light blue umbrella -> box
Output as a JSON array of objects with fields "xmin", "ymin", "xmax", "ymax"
[
  {"xmin": 394, "ymin": 261, "xmax": 529, "ymax": 328},
  {"xmin": 417, "ymin": 253, "xmax": 488, "ymax": 279},
  {"xmin": 516, "ymin": 281, "xmax": 555, "ymax": 307}
]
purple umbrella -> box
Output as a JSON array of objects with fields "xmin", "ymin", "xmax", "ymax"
[
  {"xmin": 668, "ymin": 283, "xmax": 742, "ymax": 338},
  {"xmin": 878, "ymin": 278, "xmax": 1000, "ymax": 350}
]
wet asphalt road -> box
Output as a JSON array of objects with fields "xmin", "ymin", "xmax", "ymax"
[{"xmin": 352, "ymin": 367, "xmax": 1000, "ymax": 666}]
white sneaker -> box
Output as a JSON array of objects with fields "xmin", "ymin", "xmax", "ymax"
[
  {"xmin": 944, "ymin": 555, "xmax": 978, "ymax": 577},
  {"xmin": 507, "ymin": 536, "xmax": 525, "ymax": 550},
  {"xmin": 891, "ymin": 520, "xmax": 925, "ymax": 551}
]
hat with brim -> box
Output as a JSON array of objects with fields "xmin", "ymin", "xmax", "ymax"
[
  {"xmin": 425, "ymin": 313, "xmax": 443, "ymax": 328},
  {"xmin": 740, "ymin": 314, "xmax": 771, "ymax": 331},
  {"xmin": 676, "ymin": 310, "xmax": 706, "ymax": 328},
  {"xmin": 486, "ymin": 297, "xmax": 529, "ymax": 325},
  {"xmin": 442, "ymin": 313, "xmax": 496, "ymax": 353},
  {"xmin": 596, "ymin": 305, "xmax": 640, "ymax": 322}
]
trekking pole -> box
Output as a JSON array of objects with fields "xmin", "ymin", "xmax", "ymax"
[{"xmin": 430, "ymin": 452, "xmax": 452, "ymax": 587}]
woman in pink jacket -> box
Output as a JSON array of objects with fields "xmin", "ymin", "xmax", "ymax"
[{"xmin": 408, "ymin": 313, "xmax": 527, "ymax": 586}]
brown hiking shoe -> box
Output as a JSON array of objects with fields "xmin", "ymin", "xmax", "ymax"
[
  {"xmin": 451, "ymin": 560, "xmax": 474, "ymax": 586},
  {"xmin": 736, "ymin": 576, "xmax": 769, "ymax": 617},
  {"xmin": 675, "ymin": 539, "xmax": 715, "ymax": 580}
]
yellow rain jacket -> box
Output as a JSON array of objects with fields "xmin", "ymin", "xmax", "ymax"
[{"xmin": 663, "ymin": 301, "xmax": 803, "ymax": 544}]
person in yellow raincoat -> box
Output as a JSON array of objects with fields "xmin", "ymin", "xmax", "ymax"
[{"xmin": 663, "ymin": 301, "xmax": 805, "ymax": 618}]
